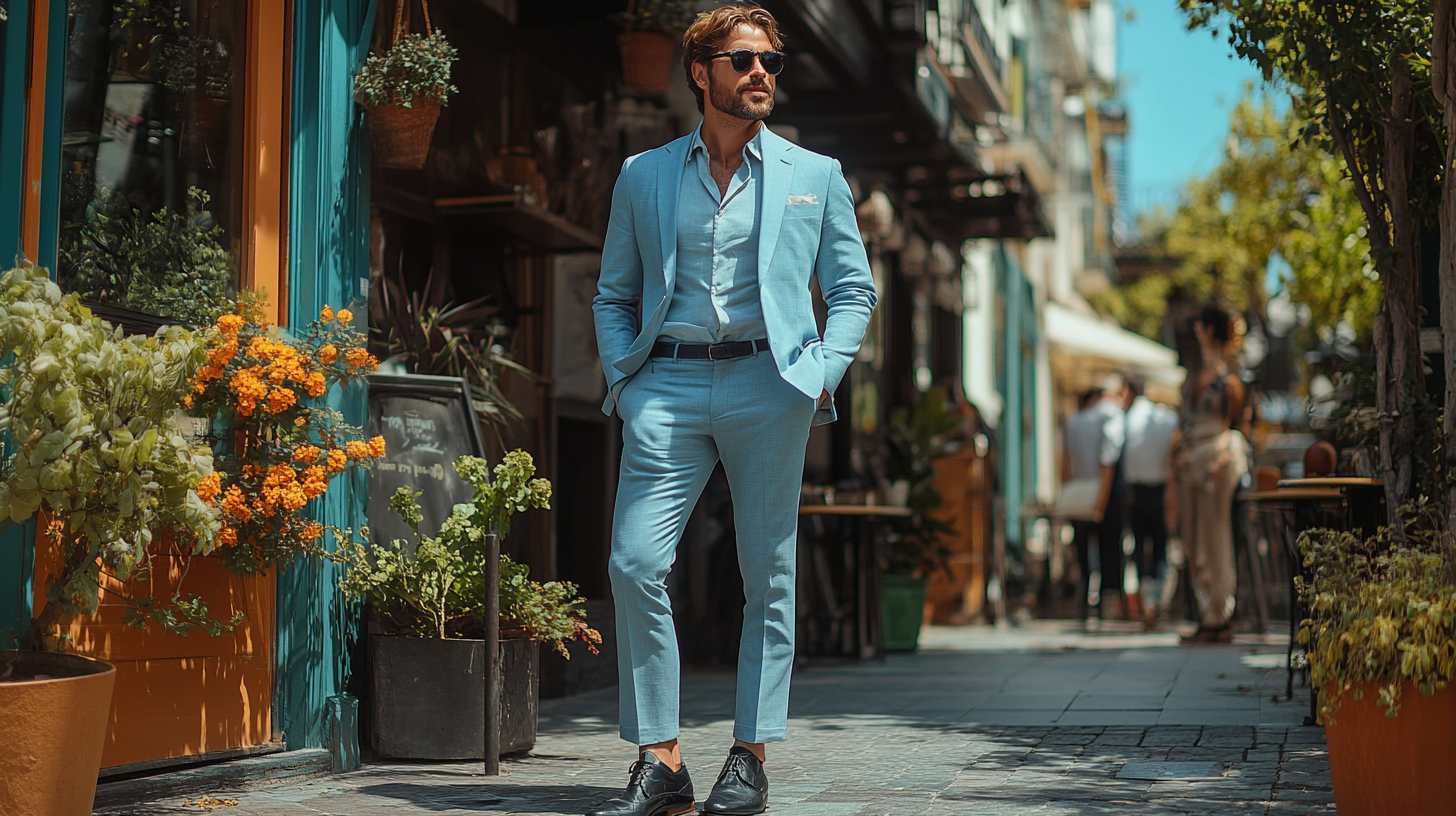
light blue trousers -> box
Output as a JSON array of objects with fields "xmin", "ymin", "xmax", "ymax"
[{"xmin": 609, "ymin": 349, "xmax": 817, "ymax": 745}]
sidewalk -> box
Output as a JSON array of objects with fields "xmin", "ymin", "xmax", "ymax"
[{"xmin": 94, "ymin": 623, "xmax": 1334, "ymax": 815}]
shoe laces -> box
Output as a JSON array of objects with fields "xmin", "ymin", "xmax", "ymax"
[
  {"xmin": 717, "ymin": 752, "xmax": 753, "ymax": 785},
  {"xmin": 626, "ymin": 760, "xmax": 651, "ymax": 794}
]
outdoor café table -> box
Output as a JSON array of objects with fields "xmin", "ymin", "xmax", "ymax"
[
  {"xmin": 1276, "ymin": 477, "xmax": 1384, "ymax": 536},
  {"xmin": 1245, "ymin": 486, "xmax": 1345, "ymax": 725},
  {"xmin": 797, "ymin": 504, "xmax": 913, "ymax": 662}
]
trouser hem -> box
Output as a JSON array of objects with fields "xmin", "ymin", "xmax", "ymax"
[
  {"xmin": 732, "ymin": 725, "xmax": 788, "ymax": 743},
  {"xmin": 621, "ymin": 724, "xmax": 681, "ymax": 745}
]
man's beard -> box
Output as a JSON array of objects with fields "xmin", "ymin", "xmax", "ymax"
[{"xmin": 709, "ymin": 73, "xmax": 774, "ymax": 120}]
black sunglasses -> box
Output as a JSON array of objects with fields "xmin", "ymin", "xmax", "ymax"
[{"xmin": 708, "ymin": 49, "xmax": 786, "ymax": 75}]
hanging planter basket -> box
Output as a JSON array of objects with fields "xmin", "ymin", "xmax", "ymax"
[
  {"xmin": 618, "ymin": 32, "xmax": 676, "ymax": 96},
  {"xmin": 369, "ymin": 100, "xmax": 441, "ymax": 170},
  {"xmin": 358, "ymin": 0, "xmax": 454, "ymax": 170}
]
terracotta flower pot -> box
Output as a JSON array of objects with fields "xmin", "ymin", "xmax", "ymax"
[
  {"xmin": 368, "ymin": 99, "xmax": 442, "ymax": 170},
  {"xmin": 1324, "ymin": 681, "xmax": 1456, "ymax": 816},
  {"xmin": 618, "ymin": 32, "xmax": 676, "ymax": 96},
  {"xmin": 0, "ymin": 651, "xmax": 117, "ymax": 816}
]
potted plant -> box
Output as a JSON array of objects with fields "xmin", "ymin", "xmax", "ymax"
[
  {"xmin": 614, "ymin": 0, "xmax": 696, "ymax": 95},
  {"xmin": 0, "ymin": 264, "xmax": 223, "ymax": 816},
  {"xmin": 354, "ymin": 0, "xmax": 458, "ymax": 169},
  {"xmin": 373, "ymin": 267, "xmax": 529, "ymax": 444},
  {"xmin": 879, "ymin": 387, "xmax": 959, "ymax": 651},
  {"xmin": 1298, "ymin": 521, "xmax": 1456, "ymax": 815},
  {"xmin": 334, "ymin": 450, "xmax": 599, "ymax": 759}
]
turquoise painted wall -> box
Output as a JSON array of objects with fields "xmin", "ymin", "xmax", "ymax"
[{"xmin": 275, "ymin": 0, "xmax": 377, "ymax": 751}]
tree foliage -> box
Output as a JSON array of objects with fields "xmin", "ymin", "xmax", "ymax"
[
  {"xmin": 1180, "ymin": 0, "xmax": 1443, "ymax": 512},
  {"xmin": 1098, "ymin": 95, "xmax": 1380, "ymax": 351}
]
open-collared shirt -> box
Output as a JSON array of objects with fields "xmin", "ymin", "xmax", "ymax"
[{"xmin": 659, "ymin": 124, "xmax": 767, "ymax": 344}]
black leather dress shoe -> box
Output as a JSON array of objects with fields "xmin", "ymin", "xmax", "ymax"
[
  {"xmin": 701, "ymin": 746, "xmax": 768, "ymax": 815},
  {"xmin": 586, "ymin": 753, "xmax": 696, "ymax": 816}
]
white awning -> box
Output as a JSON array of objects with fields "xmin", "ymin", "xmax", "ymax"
[{"xmin": 1043, "ymin": 302, "xmax": 1184, "ymax": 386}]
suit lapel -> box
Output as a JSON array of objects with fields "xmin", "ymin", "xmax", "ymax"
[
  {"xmin": 758, "ymin": 127, "xmax": 794, "ymax": 282},
  {"xmin": 656, "ymin": 141, "xmax": 682, "ymax": 293}
]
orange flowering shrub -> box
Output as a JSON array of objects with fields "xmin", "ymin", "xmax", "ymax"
[{"xmin": 188, "ymin": 296, "xmax": 385, "ymax": 574}]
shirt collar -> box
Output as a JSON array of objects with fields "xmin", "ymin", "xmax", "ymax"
[{"xmin": 686, "ymin": 124, "xmax": 765, "ymax": 164}]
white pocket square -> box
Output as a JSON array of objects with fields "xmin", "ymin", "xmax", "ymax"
[{"xmin": 786, "ymin": 194, "xmax": 818, "ymax": 205}]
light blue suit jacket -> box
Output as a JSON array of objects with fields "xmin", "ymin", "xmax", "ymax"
[{"xmin": 593, "ymin": 126, "xmax": 878, "ymax": 426}]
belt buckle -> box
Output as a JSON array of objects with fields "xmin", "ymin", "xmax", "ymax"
[{"xmin": 708, "ymin": 342, "xmax": 728, "ymax": 361}]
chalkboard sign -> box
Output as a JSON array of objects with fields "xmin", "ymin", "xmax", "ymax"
[{"xmin": 366, "ymin": 374, "xmax": 486, "ymax": 549}]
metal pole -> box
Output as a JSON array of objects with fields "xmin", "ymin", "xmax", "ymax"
[{"xmin": 484, "ymin": 530, "xmax": 500, "ymax": 775}]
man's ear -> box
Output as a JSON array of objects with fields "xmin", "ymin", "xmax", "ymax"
[{"xmin": 691, "ymin": 61, "xmax": 710, "ymax": 94}]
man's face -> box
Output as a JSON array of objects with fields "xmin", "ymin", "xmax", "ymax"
[{"xmin": 697, "ymin": 25, "xmax": 776, "ymax": 120}]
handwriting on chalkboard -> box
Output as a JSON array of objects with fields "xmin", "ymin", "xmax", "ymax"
[
  {"xmin": 383, "ymin": 414, "xmax": 445, "ymax": 454},
  {"xmin": 374, "ymin": 461, "xmax": 449, "ymax": 481}
]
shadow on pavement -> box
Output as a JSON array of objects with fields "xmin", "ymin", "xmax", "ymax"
[{"xmin": 355, "ymin": 782, "xmax": 619, "ymax": 813}]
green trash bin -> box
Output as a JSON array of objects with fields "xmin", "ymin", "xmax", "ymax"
[{"xmin": 880, "ymin": 573, "xmax": 928, "ymax": 652}]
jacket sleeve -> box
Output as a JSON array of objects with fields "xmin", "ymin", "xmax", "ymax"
[
  {"xmin": 814, "ymin": 159, "xmax": 878, "ymax": 395},
  {"xmin": 593, "ymin": 158, "xmax": 644, "ymax": 397}
]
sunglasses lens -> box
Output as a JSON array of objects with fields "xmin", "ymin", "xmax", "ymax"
[
  {"xmin": 761, "ymin": 51, "xmax": 785, "ymax": 74},
  {"xmin": 730, "ymin": 50, "xmax": 756, "ymax": 72}
]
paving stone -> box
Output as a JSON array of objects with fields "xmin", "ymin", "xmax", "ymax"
[{"xmin": 96, "ymin": 624, "xmax": 1334, "ymax": 816}]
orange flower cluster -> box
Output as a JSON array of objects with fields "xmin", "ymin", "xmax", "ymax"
[
  {"xmin": 188, "ymin": 302, "xmax": 385, "ymax": 571},
  {"xmin": 230, "ymin": 367, "xmax": 271, "ymax": 417},
  {"xmin": 221, "ymin": 485, "xmax": 252, "ymax": 522},
  {"xmin": 344, "ymin": 348, "xmax": 377, "ymax": 369},
  {"xmin": 196, "ymin": 473, "xmax": 222, "ymax": 505}
]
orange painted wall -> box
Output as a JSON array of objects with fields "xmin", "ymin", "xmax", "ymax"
[
  {"xmin": 25, "ymin": 0, "xmax": 293, "ymax": 770},
  {"xmin": 32, "ymin": 531, "xmax": 276, "ymax": 768}
]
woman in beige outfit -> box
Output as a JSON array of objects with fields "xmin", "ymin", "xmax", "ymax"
[{"xmin": 1173, "ymin": 306, "xmax": 1250, "ymax": 644}]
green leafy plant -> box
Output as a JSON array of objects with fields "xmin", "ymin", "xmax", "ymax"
[
  {"xmin": 0, "ymin": 264, "xmax": 227, "ymax": 650},
  {"xmin": 354, "ymin": 30, "xmax": 458, "ymax": 109},
  {"xmin": 334, "ymin": 451, "xmax": 600, "ymax": 656},
  {"xmin": 613, "ymin": 0, "xmax": 698, "ymax": 36},
  {"xmin": 58, "ymin": 184, "xmax": 234, "ymax": 327},
  {"xmin": 374, "ymin": 268, "xmax": 526, "ymax": 436},
  {"xmin": 1298, "ymin": 513, "xmax": 1456, "ymax": 723},
  {"xmin": 880, "ymin": 387, "xmax": 960, "ymax": 576}
]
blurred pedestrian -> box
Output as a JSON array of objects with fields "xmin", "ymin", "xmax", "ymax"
[
  {"xmin": 590, "ymin": 5, "xmax": 876, "ymax": 815},
  {"xmin": 1062, "ymin": 374, "xmax": 1129, "ymax": 624},
  {"xmin": 1121, "ymin": 376, "xmax": 1179, "ymax": 627},
  {"xmin": 1174, "ymin": 306, "xmax": 1250, "ymax": 644}
]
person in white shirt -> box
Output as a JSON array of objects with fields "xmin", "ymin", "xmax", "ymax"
[
  {"xmin": 1061, "ymin": 375, "xmax": 1128, "ymax": 622},
  {"xmin": 1121, "ymin": 377, "xmax": 1179, "ymax": 625}
]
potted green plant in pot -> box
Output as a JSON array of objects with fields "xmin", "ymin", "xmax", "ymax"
[
  {"xmin": 334, "ymin": 450, "xmax": 600, "ymax": 759},
  {"xmin": 1298, "ymin": 522, "xmax": 1456, "ymax": 815},
  {"xmin": 879, "ymin": 388, "xmax": 959, "ymax": 652},
  {"xmin": 614, "ymin": 0, "xmax": 697, "ymax": 95},
  {"xmin": 354, "ymin": 0, "xmax": 458, "ymax": 169},
  {"xmin": 0, "ymin": 265, "xmax": 223, "ymax": 816}
]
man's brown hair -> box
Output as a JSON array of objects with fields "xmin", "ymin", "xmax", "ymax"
[{"xmin": 681, "ymin": 4, "xmax": 785, "ymax": 113}]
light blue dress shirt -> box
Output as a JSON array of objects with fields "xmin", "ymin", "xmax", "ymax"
[{"xmin": 659, "ymin": 125, "xmax": 767, "ymax": 344}]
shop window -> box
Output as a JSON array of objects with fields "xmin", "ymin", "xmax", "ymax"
[{"xmin": 57, "ymin": 0, "xmax": 244, "ymax": 326}]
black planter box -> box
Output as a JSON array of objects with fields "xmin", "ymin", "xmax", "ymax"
[{"xmin": 370, "ymin": 636, "xmax": 539, "ymax": 759}]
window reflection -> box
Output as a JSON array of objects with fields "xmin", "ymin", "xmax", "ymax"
[{"xmin": 58, "ymin": 0, "xmax": 243, "ymax": 326}]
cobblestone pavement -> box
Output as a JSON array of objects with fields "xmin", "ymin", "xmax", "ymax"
[{"xmin": 96, "ymin": 623, "xmax": 1335, "ymax": 815}]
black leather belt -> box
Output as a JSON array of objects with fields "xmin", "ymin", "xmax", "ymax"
[{"xmin": 649, "ymin": 338, "xmax": 770, "ymax": 360}]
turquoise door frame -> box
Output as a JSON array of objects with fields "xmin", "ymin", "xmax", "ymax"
[
  {"xmin": 996, "ymin": 246, "xmax": 1037, "ymax": 548},
  {"xmin": 1, "ymin": 0, "xmax": 70, "ymax": 650},
  {"xmin": 275, "ymin": 0, "xmax": 378, "ymax": 752}
]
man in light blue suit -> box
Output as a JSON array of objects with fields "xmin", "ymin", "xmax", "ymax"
[{"xmin": 588, "ymin": 6, "xmax": 876, "ymax": 816}]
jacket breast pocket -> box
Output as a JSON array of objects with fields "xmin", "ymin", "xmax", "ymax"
[{"xmin": 784, "ymin": 203, "xmax": 823, "ymax": 222}]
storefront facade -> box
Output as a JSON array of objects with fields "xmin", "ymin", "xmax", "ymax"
[{"xmin": 0, "ymin": 0, "xmax": 373, "ymax": 772}]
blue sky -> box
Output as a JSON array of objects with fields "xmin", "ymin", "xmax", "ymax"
[{"xmin": 1117, "ymin": 0, "xmax": 1271, "ymax": 216}]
